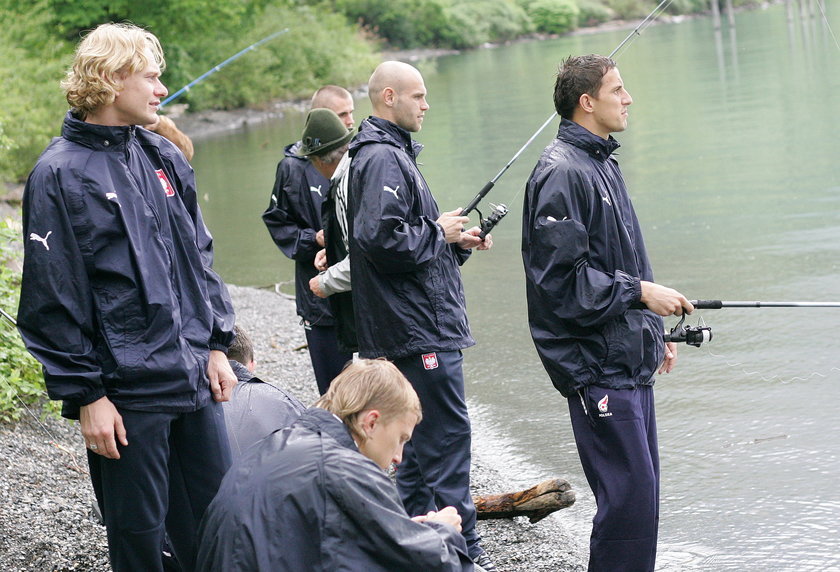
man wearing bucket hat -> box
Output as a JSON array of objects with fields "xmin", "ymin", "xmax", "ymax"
[{"xmin": 263, "ymin": 87, "xmax": 355, "ymax": 395}]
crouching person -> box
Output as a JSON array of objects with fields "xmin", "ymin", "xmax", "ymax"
[{"xmin": 196, "ymin": 359, "xmax": 475, "ymax": 571}]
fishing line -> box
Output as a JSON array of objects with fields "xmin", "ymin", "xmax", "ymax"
[
  {"xmin": 814, "ymin": 0, "xmax": 840, "ymax": 52},
  {"xmin": 699, "ymin": 345, "xmax": 840, "ymax": 384},
  {"xmin": 462, "ymin": 0, "xmax": 676, "ymax": 221}
]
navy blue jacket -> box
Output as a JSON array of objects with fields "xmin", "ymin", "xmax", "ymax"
[
  {"xmin": 262, "ymin": 142, "xmax": 334, "ymax": 326},
  {"xmin": 521, "ymin": 119, "xmax": 664, "ymax": 397},
  {"xmin": 17, "ymin": 111, "xmax": 235, "ymax": 418},
  {"xmin": 196, "ymin": 408, "xmax": 474, "ymax": 571},
  {"xmin": 348, "ymin": 117, "xmax": 474, "ymax": 359}
]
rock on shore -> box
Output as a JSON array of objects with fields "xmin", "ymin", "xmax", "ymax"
[{"xmin": 0, "ymin": 285, "xmax": 587, "ymax": 571}]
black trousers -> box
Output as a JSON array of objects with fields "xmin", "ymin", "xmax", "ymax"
[
  {"xmin": 568, "ymin": 385, "xmax": 660, "ymax": 572},
  {"xmin": 88, "ymin": 403, "xmax": 231, "ymax": 572},
  {"xmin": 304, "ymin": 323, "xmax": 353, "ymax": 394},
  {"xmin": 392, "ymin": 350, "xmax": 481, "ymax": 559}
]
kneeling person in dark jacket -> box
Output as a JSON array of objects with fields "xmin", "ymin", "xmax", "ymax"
[{"xmin": 196, "ymin": 359, "xmax": 475, "ymax": 571}]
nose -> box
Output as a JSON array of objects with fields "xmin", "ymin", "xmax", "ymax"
[
  {"xmin": 392, "ymin": 446, "xmax": 405, "ymax": 466},
  {"xmin": 421, "ymin": 98, "xmax": 430, "ymax": 111},
  {"xmin": 344, "ymin": 113, "xmax": 355, "ymax": 129},
  {"xmin": 156, "ymin": 79, "xmax": 168, "ymax": 98},
  {"xmin": 623, "ymin": 89, "xmax": 633, "ymax": 106}
]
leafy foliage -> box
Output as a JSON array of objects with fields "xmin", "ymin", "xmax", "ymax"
[
  {"xmin": 528, "ymin": 0, "xmax": 580, "ymax": 34},
  {"xmin": 0, "ymin": 217, "xmax": 54, "ymax": 423}
]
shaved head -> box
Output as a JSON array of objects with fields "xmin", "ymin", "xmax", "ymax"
[
  {"xmin": 368, "ymin": 61, "xmax": 429, "ymax": 132},
  {"xmin": 310, "ymin": 85, "xmax": 355, "ymax": 129}
]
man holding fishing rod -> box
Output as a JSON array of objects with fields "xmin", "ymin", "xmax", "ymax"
[
  {"xmin": 521, "ymin": 54, "xmax": 693, "ymax": 571},
  {"xmin": 347, "ymin": 60, "xmax": 496, "ymax": 571},
  {"xmin": 17, "ymin": 23, "xmax": 236, "ymax": 572}
]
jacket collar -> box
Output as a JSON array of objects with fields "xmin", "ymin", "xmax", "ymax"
[
  {"xmin": 557, "ymin": 118, "xmax": 621, "ymax": 160},
  {"xmin": 298, "ymin": 407, "xmax": 358, "ymax": 451},
  {"xmin": 61, "ymin": 110, "xmax": 137, "ymax": 152},
  {"xmin": 229, "ymin": 360, "xmax": 256, "ymax": 384},
  {"xmin": 350, "ymin": 115, "xmax": 423, "ymax": 159}
]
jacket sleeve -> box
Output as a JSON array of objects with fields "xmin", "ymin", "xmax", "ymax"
[
  {"xmin": 523, "ymin": 164, "xmax": 640, "ymax": 329},
  {"xmin": 328, "ymin": 454, "xmax": 473, "ymax": 571},
  {"xmin": 17, "ymin": 164, "xmax": 106, "ymax": 407},
  {"xmin": 319, "ymin": 255, "xmax": 352, "ymax": 296},
  {"xmin": 262, "ymin": 159, "xmax": 320, "ymax": 262},
  {"xmin": 168, "ymin": 151, "xmax": 235, "ymax": 351},
  {"xmin": 352, "ymin": 150, "xmax": 447, "ymax": 274}
]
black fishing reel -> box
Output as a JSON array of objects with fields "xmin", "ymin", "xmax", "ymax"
[
  {"xmin": 664, "ymin": 313, "xmax": 712, "ymax": 347},
  {"xmin": 474, "ymin": 203, "xmax": 509, "ymax": 239}
]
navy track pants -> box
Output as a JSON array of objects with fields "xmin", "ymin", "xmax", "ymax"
[
  {"xmin": 568, "ymin": 385, "xmax": 660, "ymax": 572},
  {"xmin": 392, "ymin": 350, "xmax": 481, "ymax": 559},
  {"xmin": 304, "ymin": 323, "xmax": 353, "ymax": 395},
  {"xmin": 88, "ymin": 403, "xmax": 231, "ymax": 572}
]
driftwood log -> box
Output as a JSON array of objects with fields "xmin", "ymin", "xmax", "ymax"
[{"xmin": 473, "ymin": 478, "xmax": 575, "ymax": 523}]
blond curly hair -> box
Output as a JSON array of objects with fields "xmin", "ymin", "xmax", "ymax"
[{"xmin": 61, "ymin": 23, "xmax": 165, "ymax": 118}]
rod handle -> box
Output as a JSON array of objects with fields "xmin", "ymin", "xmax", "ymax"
[{"xmin": 462, "ymin": 180, "xmax": 495, "ymax": 216}]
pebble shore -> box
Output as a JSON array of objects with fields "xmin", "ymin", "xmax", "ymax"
[{"xmin": 0, "ymin": 285, "xmax": 587, "ymax": 571}]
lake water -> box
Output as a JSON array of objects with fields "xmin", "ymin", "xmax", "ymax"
[{"xmin": 192, "ymin": 5, "xmax": 840, "ymax": 570}]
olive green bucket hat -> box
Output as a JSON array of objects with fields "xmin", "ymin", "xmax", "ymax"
[{"xmin": 298, "ymin": 108, "xmax": 353, "ymax": 156}]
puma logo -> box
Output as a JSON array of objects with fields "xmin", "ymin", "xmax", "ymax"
[
  {"xmin": 29, "ymin": 231, "xmax": 52, "ymax": 251},
  {"xmin": 383, "ymin": 185, "xmax": 399, "ymax": 198},
  {"xmin": 310, "ymin": 185, "xmax": 322, "ymax": 197}
]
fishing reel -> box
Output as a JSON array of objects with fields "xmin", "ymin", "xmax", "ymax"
[
  {"xmin": 474, "ymin": 202, "xmax": 509, "ymax": 239},
  {"xmin": 664, "ymin": 313, "xmax": 712, "ymax": 347}
]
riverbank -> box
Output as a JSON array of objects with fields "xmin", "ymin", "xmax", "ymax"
[{"xmin": 0, "ymin": 284, "xmax": 587, "ymax": 571}]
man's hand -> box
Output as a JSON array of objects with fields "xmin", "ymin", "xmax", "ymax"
[
  {"xmin": 410, "ymin": 506, "xmax": 462, "ymax": 532},
  {"xmin": 640, "ymin": 281, "xmax": 694, "ymax": 317},
  {"xmin": 314, "ymin": 249, "xmax": 328, "ymax": 272},
  {"xmin": 658, "ymin": 341, "xmax": 678, "ymax": 374},
  {"xmin": 437, "ymin": 209, "xmax": 470, "ymax": 244},
  {"xmin": 456, "ymin": 226, "xmax": 493, "ymax": 250},
  {"xmin": 80, "ymin": 396, "xmax": 127, "ymax": 459},
  {"xmin": 208, "ymin": 349, "xmax": 237, "ymax": 402},
  {"xmin": 309, "ymin": 274, "xmax": 327, "ymax": 298},
  {"xmin": 315, "ymin": 229, "xmax": 325, "ymax": 248}
]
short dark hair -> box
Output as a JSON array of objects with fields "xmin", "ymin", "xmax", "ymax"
[
  {"xmin": 553, "ymin": 54, "xmax": 616, "ymax": 119},
  {"xmin": 227, "ymin": 325, "xmax": 254, "ymax": 365}
]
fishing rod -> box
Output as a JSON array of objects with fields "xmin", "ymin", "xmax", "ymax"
[
  {"xmin": 461, "ymin": 0, "xmax": 676, "ymax": 238},
  {"xmin": 648, "ymin": 299, "xmax": 840, "ymax": 347},
  {"xmin": 1, "ymin": 306, "xmax": 16, "ymax": 327},
  {"xmin": 159, "ymin": 28, "xmax": 290, "ymax": 109}
]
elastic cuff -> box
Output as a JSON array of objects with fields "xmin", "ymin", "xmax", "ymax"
[{"xmin": 208, "ymin": 342, "xmax": 229, "ymax": 353}]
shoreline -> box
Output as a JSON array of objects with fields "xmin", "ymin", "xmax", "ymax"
[{"xmin": 0, "ymin": 285, "xmax": 587, "ymax": 571}]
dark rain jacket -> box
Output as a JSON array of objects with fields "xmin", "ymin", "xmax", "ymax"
[
  {"xmin": 521, "ymin": 119, "xmax": 665, "ymax": 398},
  {"xmin": 17, "ymin": 111, "xmax": 235, "ymax": 418},
  {"xmin": 222, "ymin": 360, "xmax": 305, "ymax": 461},
  {"xmin": 347, "ymin": 116, "xmax": 474, "ymax": 359},
  {"xmin": 262, "ymin": 142, "xmax": 335, "ymax": 326},
  {"xmin": 196, "ymin": 408, "xmax": 474, "ymax": 571}
]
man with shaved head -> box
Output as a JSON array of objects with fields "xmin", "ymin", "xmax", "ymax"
[
  {"xmin": 346, "ymin": 61, "xmax": 496, "ymax": 571},
  {"xmin": 263, "ymin": 85, "xmax": 355, "ymax": 395}
]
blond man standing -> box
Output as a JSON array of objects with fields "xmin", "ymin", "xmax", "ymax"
[{"xmin": 17, "ymin": 23, "xmax": 236, "ymax": 571}]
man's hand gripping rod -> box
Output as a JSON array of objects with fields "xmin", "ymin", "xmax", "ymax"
[{"xmin": 636, "ymin": 299, "xmax": 840, "ymax": 347}]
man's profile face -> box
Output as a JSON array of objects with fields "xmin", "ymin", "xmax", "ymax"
[
  {"xmin": 391, "ymin": 74, "xmax": 429, "ymax": 133},
  {"xmin": 588, "ymin": 67, "xmax": 633, "ymax": 137},
  {"xmin": 325, "ymin": 94, "xmax": 355, "ymax": 130},
  {"xmin": 111, "ymin": 49, "xmax": 168, "ymax": 127},
  {"xmin": 358, "ymin": 411, "xmax": 416, "ymax": 470}
]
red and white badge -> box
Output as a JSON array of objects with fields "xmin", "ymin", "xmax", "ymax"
[
  {"xmin": 155, "ymin": 169, "xmax": 175, "ymax": 197},
  {"xmin": 422, "ymin": 352, "xmax": 439, "ymax": 370}
]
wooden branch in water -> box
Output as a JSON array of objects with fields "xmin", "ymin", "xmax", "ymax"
[{"xmin": 474, "ymin": 478, "xmax": 575, "ymax": 523}]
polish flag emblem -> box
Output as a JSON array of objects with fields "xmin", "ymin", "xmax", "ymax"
[
  {"xmin": 422, "ymin": 353, "xmax": 438, "ymax": 370},
  {"xmin": 597, "ymin": 394, "xmax": 609, "ymax": 413},
  {"xmin": 155, "ymin": 169, "xmax": 175, "ymax": 197}
]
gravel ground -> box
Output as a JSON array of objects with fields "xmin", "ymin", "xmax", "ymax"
[{"xmin": 0, "ymin": 285, "xmax": 587, "ymax": 571}]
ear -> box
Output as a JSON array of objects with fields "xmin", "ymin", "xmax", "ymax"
[
  {"xmin": 578, "ymin": 93, "xmax": 595, "ymax": 114},
  {"xmin": 359, "ymin": 409, "xmax": 381, "ymax": 438},
  {"xmin": 382, "ymin": 87, "xmax": 396, "ymax": 107}
]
